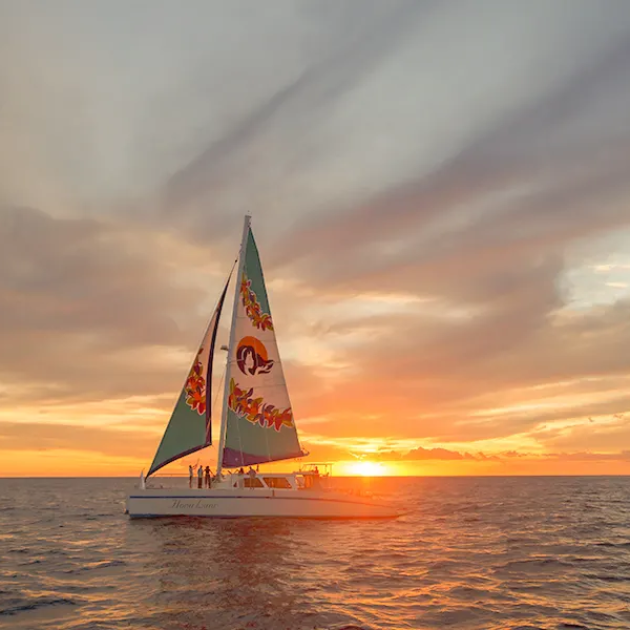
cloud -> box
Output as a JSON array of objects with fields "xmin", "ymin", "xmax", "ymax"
[
  {"xmin": 150, "ymin": 1, "xmax": 630, "ymax": 249},
  {"xmin": 270, "ymin": 106, "xmax": 630, "ymax": 302},
  {"xmin": 532, "ymin": 413, "xmax": 630, "ymax": 451},
  {"xmin": 0, "ymin": 421, "xmax": 156, "ymax": 458},
  {"xmin": 164, "ymin": 1, "xmax": 430, "ymax": 219},
  {"xmin": 0, "ymin": 206, "xmax": 228, "ymax": 403},
  {"xmin": 376, "ymin": 446, "xmax": 483, "ymax": 461},
  {"xmin": 262, "ymin": 27, "xmax": 630, "ymax": 316},
  {"xmin": 337, "ymin": 443, "xmax": 630, "ymax": 465},
  {"xmin": 1, "ymin": 2, "xmax": 630, "ymax": 473},
  {"xmin": 549, "ymin": 451, "xmax": 630, "ymax": 463},
  {"xmin": 274, "ymin": 292, "xmax": 630, "ymax": 448}
]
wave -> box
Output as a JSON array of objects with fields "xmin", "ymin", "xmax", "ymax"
[
  {"xmin": 583, "ymin": 573, "xmax": 630, "ymax": 582},
  {"xmin": 63, "ymin": 559, "xmax": 127, "ymax": 574},
  {"xmin": 2, "ymin": 476, "xmax": 630, "ymax": 630},
  {"xmin": 0, "ymin": 596, "xmax": 76, "ymax": 616}
]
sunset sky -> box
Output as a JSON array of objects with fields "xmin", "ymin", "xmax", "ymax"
[{"xmin": 2, "ymin": 0, "xmax": 630, "ymax": 477}]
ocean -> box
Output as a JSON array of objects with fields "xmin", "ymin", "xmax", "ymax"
[{"xmin": 0, "ymin": 476, "xmax": 629, "ymax": 630}]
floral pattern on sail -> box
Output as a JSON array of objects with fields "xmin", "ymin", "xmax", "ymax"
[
  {"xmin": 240, "ymin": 272, "xmax": 273, "ymax": 331},
  {"xmin": 228, "ymin": 378, "xmax": 293, "ymax": 431},
  {"xmin": 184, "ymin": 347, "xmax": 207, "ymax": 415}
]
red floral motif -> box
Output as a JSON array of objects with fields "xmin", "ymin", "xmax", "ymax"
[
  {"xmin": 185, "ymin": 347, "xmax": 206, "ymax": 415},
  {"xmin": 228, "ymin": 378, "xmax": 293, "ymax": 432},
  {"xmin": 240, "ymin": 273, "xmax": 273, "ymax": 331}
]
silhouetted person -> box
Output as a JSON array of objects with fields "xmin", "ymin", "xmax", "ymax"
[
  {"xmin": 313, "ymin": 466, "xmax": 321, "ymax": 489},
  {"xmin": 204, "ymin": 465, "xmax": 211, "ymax": 488},
  {"xmin": 248, "ymin": 466, "xmax": 256, "ymax": 489},
  {"xmin": 189, "ymin": 465, "xmax": 194, "ymax": 488},
  {"xmin": 197, "ymin": 465, "xmax": 203, "ymax": 489}
]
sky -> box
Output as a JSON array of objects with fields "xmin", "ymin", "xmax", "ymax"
[{"xmin": 2, "ymin": 0, "xmax": 630, "ymax": 477}]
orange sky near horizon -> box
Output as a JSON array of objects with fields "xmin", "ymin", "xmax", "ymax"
[
  {"xmin": 2, "ymin": 3, "xmax": 630, "ymax": 478},
  {"xmin": 3, "ymin": 448, "xmax": 630, "ymax": 478}
]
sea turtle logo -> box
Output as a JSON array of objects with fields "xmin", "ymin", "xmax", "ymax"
[{"xmin": 236, "ymin": 336, "xmax": 274, "ymax": 376}]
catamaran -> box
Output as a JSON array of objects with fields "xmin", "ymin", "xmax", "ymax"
[{"xmin": 126, "ymin": 216, "xmax": 399, "ymax": 518}]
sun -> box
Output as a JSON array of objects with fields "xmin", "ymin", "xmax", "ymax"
[{"xmin": 346, "ymin": 460, "xmax": 388, "ymax": 477}]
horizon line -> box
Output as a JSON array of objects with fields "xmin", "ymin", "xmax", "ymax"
[{"xmin": 2, "ymin": 473, "xmax": 629, "ymax": 479}]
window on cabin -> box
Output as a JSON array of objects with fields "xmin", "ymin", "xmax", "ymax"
[
  {"xmin": 263, "ymin": 477, "xmax": 292, "ymax": 489},
  {"xmin": 244, "ymin": 477, "xmax": 264, "ymax": 488}
]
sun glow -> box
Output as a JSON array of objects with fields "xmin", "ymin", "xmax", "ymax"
[{"xmin": 345, "ymin": 460, "xmax": 388, "ymax": 476}]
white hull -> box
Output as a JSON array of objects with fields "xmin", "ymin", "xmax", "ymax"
[{"xmin": 126, "ymin": 487, "xmax": 399, "ymax": 519}]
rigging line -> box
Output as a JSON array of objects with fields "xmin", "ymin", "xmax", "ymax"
[
  {"xmin": 225, "ymin": 349, "xmax": 245, "ymax": 468},
  {"xmin": 209, "ymin": 363, "xmax": 226, "ymax": 465},
  {"xmin": 263, "ymin": 378, "xmax": 272, "ymax": 467},
  {"xmin": 212, "ymin": 364, "xmax": 226, "ymax": 419},
  {"xmin": 235, "ymin": 370, "xmax": 245, "ymax": 468},
  {"xmin": 215, "ymin": 257, "xmax": 238, "ymax": 475}
]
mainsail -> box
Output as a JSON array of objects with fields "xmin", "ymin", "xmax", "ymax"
[
  {"xmin": 147, "ymin": 273, "xmax": 231, "ymax": 477},
  {"xmin": 219, "ymin": 218, "xmax": 305, "ymax": 469}
]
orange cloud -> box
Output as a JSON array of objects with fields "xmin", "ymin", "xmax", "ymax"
[{"xmin": 2, "ymin": 4, "xmax": 630, "ymax": 477}]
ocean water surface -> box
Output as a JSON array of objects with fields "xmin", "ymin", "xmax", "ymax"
[{"xmin": 0, "ymin": 476, "xmax": 629, "ymax": 630}]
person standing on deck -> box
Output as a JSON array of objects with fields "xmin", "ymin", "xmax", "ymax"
[
  {"xmin": 248, "ymin": 466, "xmax": 256, "ymax": 489},
  {"xmin": 204, "ymin": 465, "xmax": 212, "ymax": 488},
  {"xmin": 197, "ymin": 465, "xmax": 203, "ymax": 489},
  {"xmin": 189, "ymin": 465, "xmax": 193, "ymax": 488},
  {"xmin": 236, "ymin": 467, "xmax": 244, "ymax": 488},
  {"xmin": 313, "ymin": 467, "xmax": 321, "ymax": 489}
]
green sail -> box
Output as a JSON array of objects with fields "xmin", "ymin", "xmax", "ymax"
[
  {"xmin": 147, "ymin": 274, "xmax": 230, "ymax": 477},
  {"xmin": 221, "ymin": 227, "xmax": 304, "ymax": 468}
]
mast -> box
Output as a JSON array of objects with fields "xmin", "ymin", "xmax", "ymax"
[{"xmin": 216, "ymin": 214, "xmax": 251, "ymax": 478}]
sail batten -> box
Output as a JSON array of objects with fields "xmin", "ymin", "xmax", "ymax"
[{"xmin": 146, "ymin": 272, "xmax": 232, "ymax": 478}]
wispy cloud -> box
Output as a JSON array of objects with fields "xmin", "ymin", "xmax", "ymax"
[{"xmin": 1, "ymin": 1, "xmax": 630, "ymax": 474}]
